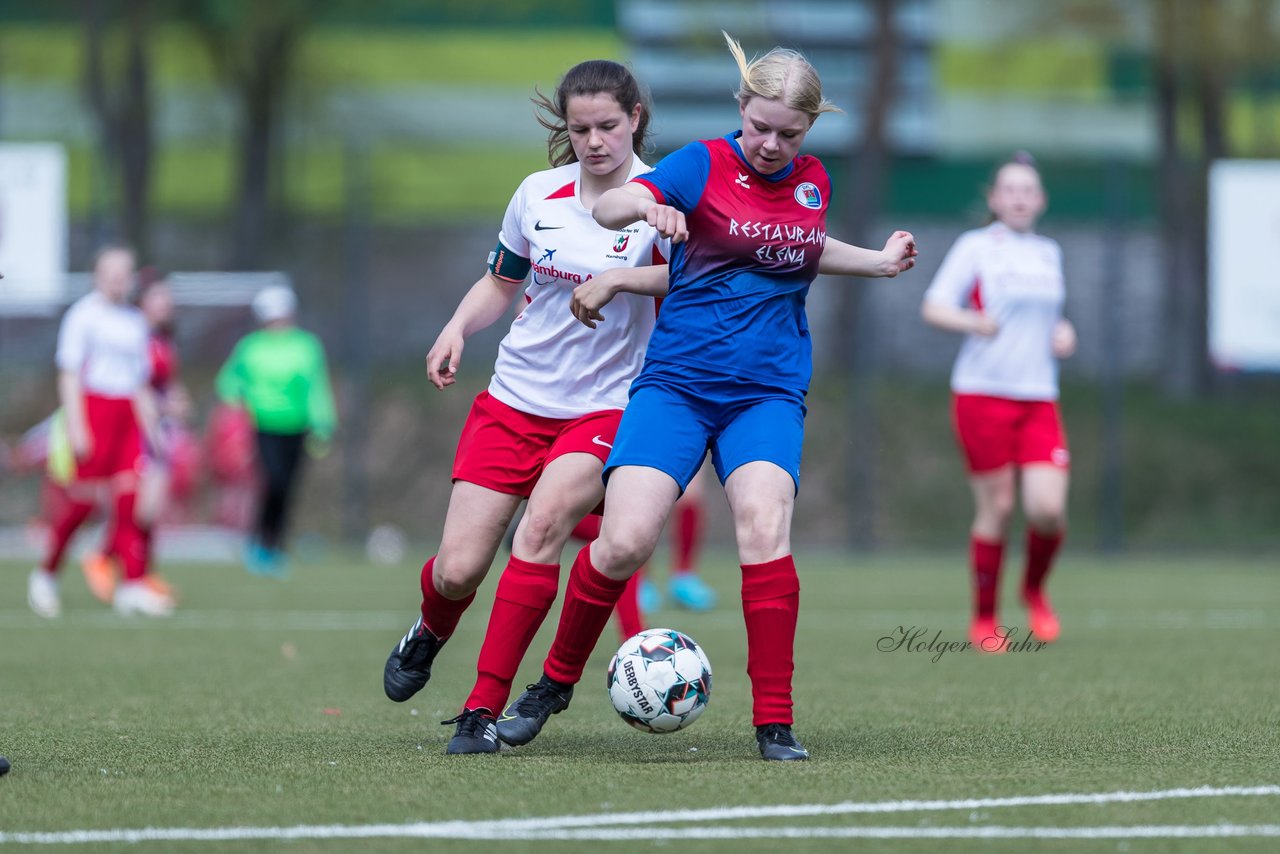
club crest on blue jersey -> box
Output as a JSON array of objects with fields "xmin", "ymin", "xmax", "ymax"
[{"xmin": 794, "ymin": 182, "xmax": 822, "ymax": 209}]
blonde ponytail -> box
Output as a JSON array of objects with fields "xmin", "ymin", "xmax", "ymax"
[{"xmin": 722, "ymin": 31, "xmax": 841, "ymax": 122}]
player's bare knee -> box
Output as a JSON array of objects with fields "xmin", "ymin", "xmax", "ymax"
[
  {"xmin": 591, "ymin": 534, "xmax": 652, "ymax": 579},
  {"xmin": 977, "ymin": 493, "xmax": 1014, "ymax": 531},
  {"xmin": 733, "ymin": 519, "xmax": 788, "ymax": 563},
  {"xmin": 1026, "ymin": 506, "xmax": 1066, "ymax": 535},
  {"xmin": 514, "ymin": 509, "xmax": 568, "ymax": 557},
  {"xmin": 431, "ymin": 553, "xmax": 485, "ymax": 599}
]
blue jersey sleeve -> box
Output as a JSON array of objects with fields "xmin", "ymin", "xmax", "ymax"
[{"xmin": 632, "ymin": 141, "xmax": 710, "ymax": 215}]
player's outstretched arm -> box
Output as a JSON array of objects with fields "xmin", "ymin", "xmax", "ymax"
[
  {"xmin": 594, "ymin": 185, "xmax": 688, "ymax": 243},
  {"xmin": 819, "ymin": 231, "xmax": 917, "ymax": 278},
  {"xmin": 571, "ymin": 265, "xmax": 669, "ymax": 329},
  {"xmin": 426, "ymin": 271, "xmax": 521, "ymax": 390},
  {"xmin": 920, "ymin": 299, "xmax": 999, "ymax": 337}
]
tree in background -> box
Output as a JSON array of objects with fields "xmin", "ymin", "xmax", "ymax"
[
  {"xmin": 834, "ymin": 0, "xmax": 900, "ymax": 550},
  {"xmin": 1152, "ymin": 0, "xmax": 1223, "ymax": 399},
  {"xmin": 178, "ymin": 0, "xmax": 326, "ymax": 270},
  {"xmin": 83, "ymin": 0, "xmax": 154, "ymax": 256}
]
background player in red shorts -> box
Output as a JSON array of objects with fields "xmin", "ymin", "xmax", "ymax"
[
  {"xmin": 921, "ymin": 152, "xmax": 1076, "ymax": 650},
  {"xmin": 27, "ymin": 246, "xmax": 174, "ymax": 618},
  {"xmin": 80, "ymin": 271, "xmax": 193, "ymax": 603},
  {"xmin": 380, "ymin": 60, "xmax": 670, "ymax": 754}
]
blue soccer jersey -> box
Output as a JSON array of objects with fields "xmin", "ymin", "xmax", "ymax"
[{"xmin": 632, "ymin": 132, "xmax": 831, "ymax": 392}]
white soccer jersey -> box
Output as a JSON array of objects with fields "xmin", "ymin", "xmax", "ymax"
[
  {"xmin": 924, "ymin": 222, "xmax": 1065, "ymax": 401},
  {"xmin": 487, "ymin": 158, "xmax": 669, "ymax": 419},
  {"xmin": 55, "ymin": 291, "xmax": 151, "ymax": 398}
]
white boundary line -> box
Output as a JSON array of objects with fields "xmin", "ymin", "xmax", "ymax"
[
  {"xmin": 2, "ymin": 784, "xmax": 1276, "ymax": 844},
  {"xmin": 4, "ymin": 824, "xmax": 1280, "ymax": 844}
]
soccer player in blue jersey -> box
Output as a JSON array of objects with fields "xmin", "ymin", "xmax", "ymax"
[{"xmin": 498, "ymin": 33, "xmax": 917, "ymax": 761}]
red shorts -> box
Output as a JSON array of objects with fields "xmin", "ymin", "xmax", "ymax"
[
  {"xmin": 76, "ymin": 394, "xmax": 143, "ymax": 480},
  {"xmin": 952, "ymin": 393, "xmax": 1069, "ymax": 474},
  {"xmin": 452, "ymin": 391, "xmax": 621, "ymax": 502}
]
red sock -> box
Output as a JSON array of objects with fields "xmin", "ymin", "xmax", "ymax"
[
  {"xmin": 109, "ymin": 492, "xmax": 149, "ymax": 581},
  {"xmin": 544, "ymin": 545, "xmax": 628, "ymax": 685},
  {"xmin": 418, "ymin": 556, "xmax": 475, "ymax": 639},
  {"xmin": 672, "ymin": 500, "xmax": 703, "ymax": 574},
  {"xmin": 465, "ymin": 556, "xmax": 559, "ymax": 714},
  {"xmin": 138, "ymin": 526, "xmax": 154, "ymax": 575},
  {"xmin": 42, "ymin": 496, "xmax": 95, "ymax": 574},
  {"xmin": 570, "ymin": 515, "xmax": 601, "ymax": 542},
  {"xmin": 970, "ymin": 535, "xmax": 1005, "ymax": 619},
  {"xmin": 741, "ymin": 555, "xmax": 800, "ymax": 727},
  {"xmin": 614, "ymin": 568, "xmax": 644, "ymax": 641},
  {"xmin": 1022, "ymin": 528, "xmax": 1064, "ymax": 600}
]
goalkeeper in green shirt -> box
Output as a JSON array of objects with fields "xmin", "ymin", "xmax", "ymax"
[{"xmin": 215, "ymin": 285, "xmax": 336, "ymax": 574}]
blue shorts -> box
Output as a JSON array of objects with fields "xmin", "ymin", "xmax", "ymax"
[{"xmin": 605, "ymin": 362, "xmax": 807, "ymax": 493}]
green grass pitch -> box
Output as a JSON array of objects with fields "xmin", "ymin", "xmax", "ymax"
[{"xmin": 1, "ymin": 550, "xmax": 1277, "ymax": 852}]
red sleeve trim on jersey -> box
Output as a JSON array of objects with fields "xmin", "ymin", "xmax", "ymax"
[
  {"xmin": 651, "ymin": 243, "xmax": 668, "ymax": 317},
  {"xmin": 970, "ymin": 278, "xmax": 984, "ymax": 312},
  {"xmin": 544, "ymin": 180, "xmax": 576, "ymax": 200},
  {"xmin": 631, "ymin": 177, "xmax": 665, "ymax": 205}
]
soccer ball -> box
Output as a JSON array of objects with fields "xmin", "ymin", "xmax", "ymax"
[{"xmin": 607, "ymin": 628, "xmax": 712, "ymax": 733}]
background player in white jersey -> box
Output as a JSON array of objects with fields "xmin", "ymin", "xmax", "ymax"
[
  {"xmin": 27, "ymin": 246, "xmax": 174, "ymax": 618},
  {"xmin": 381, "ymin": 60, "xmax": 670, "ymax": 754},
  {"xmin": 80, "ymin": 271, "xmax": 194, "ymax": 605},
  {"xmin": 921, "ymin": 152, "xmax": 1075, "ymax": 650}
]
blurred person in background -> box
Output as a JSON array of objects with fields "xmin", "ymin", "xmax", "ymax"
[
  {"xmin": 27, "ymin": 246, "xmax": 175, "ymax": 618},
  {"xmin": 214, "ymin": 284, "xmax": 336, "ymax": 576},
  {"xmin": 380, "ymin": 59, "xmax": 670, "ymax": 755},
  {"xmin": 500, "ymin": 33, "xmax": 916, "ymax": 761},
  {"xmin": 205, "ymin": 396, "xmax": 258, "ymax": 532},
  {"xmin": 641, "ymin": 462, "xmax": 715, "ymax": 612},
  {"xmin": 80, "ymin": 270, "xmax": 199, "ymax": 604},
  {"xmin": 921, "ymin": 152, "xmax": 1075, "ymax": 651}
]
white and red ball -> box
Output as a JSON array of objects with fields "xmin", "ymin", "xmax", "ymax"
[{"xmin": 607, "ymin": 628, "xmax": 712, "ymax": 733}]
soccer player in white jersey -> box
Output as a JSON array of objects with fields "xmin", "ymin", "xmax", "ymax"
[
  {"xmin": 28, "ymin": 246, "xmax": 175, "ymax": 618},
  {"xmin": 921, "ymin": 152, "xmax": 1076, "ymax": 650},
  {"xmin": 380, "ymin": 60, "xmax": 670, "ymax": 754}
]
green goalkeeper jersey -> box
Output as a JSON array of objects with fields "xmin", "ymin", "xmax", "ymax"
[{"xmin": 215, "ymin": 327, "xmax": 336, "ymax": 439}]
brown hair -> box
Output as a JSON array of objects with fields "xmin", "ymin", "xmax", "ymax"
[
  {"xmin": 992, "ymin": 150, "xmax": 1040, "ymax": 182},
  {"xmin": 533, "ymin": 60, "xmax": 652, "ymax": 167},
  {"xmin": 984, "ymin": 150, "xmax": 1043, "ymax": 223}
]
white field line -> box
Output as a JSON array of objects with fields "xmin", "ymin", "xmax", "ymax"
[
  {"xmin": 4, "ymin": 824, "xmax": 1280, "ymax": 844},
  {"xmin": 1, "ymin": 785, "xmax": 1277, "ymax": 845},
  {"xmin": 0, "ymin": 608, "xmax": 1278, "ymax": 632}
]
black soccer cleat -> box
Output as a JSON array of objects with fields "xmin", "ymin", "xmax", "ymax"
[
  {"xmin": 756, "ymin": 724, "xmax": 810, "ymax": 761},
  {"xmin": 443, "ymin": 708, "xmax": 499, "ymax": 755},
  {"xmin": 0, "ymin": 755, "xmax": 10, "ymax": 777},
  {"xmin": 495, "ymin": 674, "xmax": 574, "ymax": 746},
  {"xmin": 383, "ymin": 616, "xmax": 446, "ymax": 702}
]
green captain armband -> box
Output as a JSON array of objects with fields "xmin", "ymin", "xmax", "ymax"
[{"xmin": 488, "ymin": 241, "xmax": 530, "ymax": 282}]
